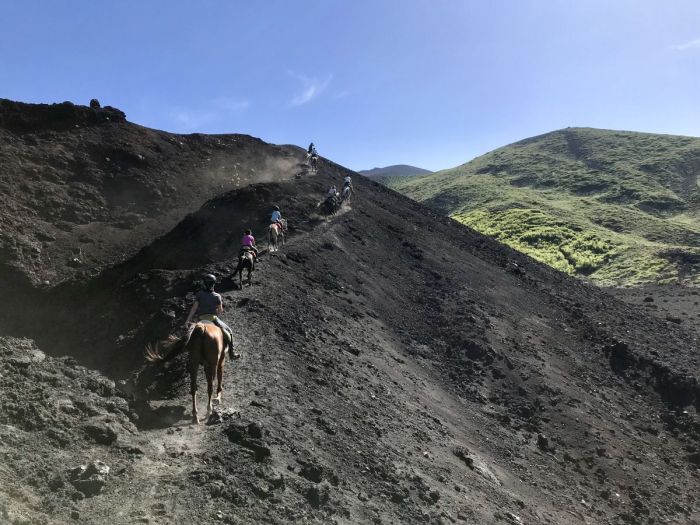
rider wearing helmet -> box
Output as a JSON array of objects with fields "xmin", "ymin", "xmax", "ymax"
[
  {"xmin": 308, "ymin": 142, "xmax": 316, "ymax": 155},
  {"xmin": 270, "ymin": 205, "xmax": 286, "ymax": 235},
  {"xmin": 270, "ymin": 205, "xmax": 284, "ymax": 231},
  {"xmin": 341, "ymin": 175, "xmax": 353, "ymax": 200},
  {"xmin": 185, "ymin": 274, "xmax": 236, "ymax": 358},
  {"xmin": 326, "ymin": 185, "xmax": 337, "ymax": 198}
]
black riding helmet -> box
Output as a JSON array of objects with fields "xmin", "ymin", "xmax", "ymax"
[
  {"xmin": 202, "ymin": 273, "xmax": 216, "ymax": 290},
  {"xmin": 273, "ymin": 205, "xmax": 280, "ymax": 211}
]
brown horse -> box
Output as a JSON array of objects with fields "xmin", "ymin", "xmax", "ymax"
[
  {"xmin": 233, "ymin": 250, "xmax": 255, "ymax": 288},
  {"xmin": 145, "ymin": 322, "xmax": 227, "ymax": 424}
]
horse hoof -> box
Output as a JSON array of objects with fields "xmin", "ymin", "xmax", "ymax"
[{"xmin": 192, "ymin": 417, "xmax": 200, "ymax": 425}]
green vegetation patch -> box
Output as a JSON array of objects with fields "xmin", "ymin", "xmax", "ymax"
[
  {"xmin": 454, "ymin": 208, "xmax": 617, "ymax": 276},
  {"xmin": 387, "ymin": 127, "xmax": 700, "ymax": 286}
]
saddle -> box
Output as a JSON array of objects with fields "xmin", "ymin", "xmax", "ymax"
[
  {"xmin": 195, "ymin": 315, "xmax": 233, "ymax": 351},
  {"xmin": 238, "ymin": 247, "xmax": 256, "ymax": 270}
]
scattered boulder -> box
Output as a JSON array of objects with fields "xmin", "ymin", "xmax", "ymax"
[
  {"xmin": 69, "ymin": 461, "xmax": 110, "ymax": 497},
  {"xmin": 299, "ymin": 462, "xmax": 324, "ymax": 483},
  {"xmin": 225, "ymin": 420, "xmax": 271, "ymax": 462},
  {"xmin": 305, "ymin": 482, "xmax": 330, "ymax": 508},
  {"xmin": 82, "ymin": 422, "xmax": 118, "ymax": 445},
  {"xmin": 453, "ymin": 447, "xmax": 474, "ymax": 469},
  {"xmin": 250, "ymin": 480, "xmax": 272, "ymax": 499},
  {"xmin": 537, "ymin": 433, "xmax": 554, "ymax": 453}
]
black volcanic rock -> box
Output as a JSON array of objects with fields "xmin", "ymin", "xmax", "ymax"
[{"xmin": 0, "ymin": 100, "xmax": 699, "ymax": 524}]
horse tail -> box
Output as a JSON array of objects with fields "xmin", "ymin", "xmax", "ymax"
[{"xmin": 145, "ymin": 324, "xmax": 200, "ymax": 364}]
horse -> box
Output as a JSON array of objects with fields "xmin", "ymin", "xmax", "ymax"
[
  {"xmin": 324, "ymin": 194, "xmax": 340, "ymax": 215},
  {"xmin": 232, "ymin": 250, "xmax": 255, "ymax": 288},
  {"xmin": 310, "ymin": 154, "xmax": 318, "ymax": 172},
  {"xmin": 145, "ymin": 322, "xmax": 227, "ymax": 424},
  {"xmin": 268, "ymin": 220, "xmax": 286, "ymax": 253},
  {"xmin": 341, "ymin": 185, "xmax": 352, "ymax": 204}
]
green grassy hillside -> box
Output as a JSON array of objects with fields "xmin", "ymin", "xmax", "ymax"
[
  {"xmin": 388, "ymin": 128, "xmax": 700, "ymax": 286},
  {"xmin": 359, "ymin": 164, "xmax": 432, "ymax": 186}
]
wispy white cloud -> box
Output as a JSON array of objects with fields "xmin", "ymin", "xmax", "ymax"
[
  {"xmin": 672, "ymin": 37, "xmax": 700, "ymax": 51},
  {"xmin": 289, "ymin": 71, "xmax": 333, "ymax": 106},
  {"xmin": 333, "ymin": 90, "xmax": 351, "ymax": 100}
]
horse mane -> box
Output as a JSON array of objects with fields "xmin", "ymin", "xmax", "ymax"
[{"xmin": 145, "ymin": 324, "xmax": 198, "ymax": 364}]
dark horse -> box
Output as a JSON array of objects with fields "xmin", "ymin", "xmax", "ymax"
[
  {"xmin": 232, "ymin": 250, "xmax": 255, "ymax": 288},
  {"xmin": 324, "ymin": 194, "xmax": 340, "ymax": 215},
  {"xmin": 145, "ymin": 322, "xmax": 227, "ymax": 424}
]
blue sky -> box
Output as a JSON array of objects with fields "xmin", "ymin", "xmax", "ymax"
[{"xmin": 3, "ymin": 1, "xmax": 700, "ymax": 171}]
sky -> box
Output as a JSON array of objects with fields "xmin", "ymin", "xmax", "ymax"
[{"xmin": 3, "ymin": 0, "xmax": 700, "ymax": 171}]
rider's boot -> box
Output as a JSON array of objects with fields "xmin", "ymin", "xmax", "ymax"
[{"xmin": 227, "ymin": 330, "xmax": 240, "ymax": 359}]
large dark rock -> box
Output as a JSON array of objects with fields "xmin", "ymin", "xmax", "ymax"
[{"xmin": 69, "ymin": 461, "xmax": 110, "ymax": 497}]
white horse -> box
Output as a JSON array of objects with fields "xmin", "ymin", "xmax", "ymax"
[
  {"xmin": 307, "ymin": 153, "xmax": 318, "ymax": 172},
  {"xmin": 341, "ymin": 185, "xmax": 352, "ymax": 204},
  {"xmin": 268, "ymin": 219, "xmax": 287, "ymax": 253}
]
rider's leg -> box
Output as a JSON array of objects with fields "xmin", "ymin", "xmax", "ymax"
[
  {"xmin": 213, "ymin": 317, "xmax": 232, "ymax": 348},
  {"xmin": 217, "ymin": 318, "xmax": 238, "ymax": 359}
]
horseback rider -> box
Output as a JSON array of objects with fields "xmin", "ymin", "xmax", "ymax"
[
  {"xmin": 342, "ymin": 175, "xmax": 353, "ymax": 198},
  {"xmin": 324, "ymin": 186, "xmax": 340, "ymax": 213},
  {"xmin": 308, "ymin": 142, "xmax": 316, "ymax": 156},
  {"xmin": 270, "ymin": 205, "xmax": 285, "ymax": 232},
  {"xmin": 185, "ymin": 274, "xmax": 237, "ymax": 358},
  {"xmin": 240, "ymin": 228, "xmax": 258, "ymax": 259}
]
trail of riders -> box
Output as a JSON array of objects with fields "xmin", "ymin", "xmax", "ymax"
[{"xmin": 146, "ymin": 142, "xmax": 357, "ymax": 423}]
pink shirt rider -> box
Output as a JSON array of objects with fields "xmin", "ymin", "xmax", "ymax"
[{"xmin": 242, "ymin": 234, "xmax": 255, "ymax": 247}]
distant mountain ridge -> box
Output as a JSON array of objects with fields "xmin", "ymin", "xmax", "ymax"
[
  {"xmin": 386, "ymin": 127, "xmax": 700, "ymax": 286},
  {"xmin": 359, "ymin": 164, "xmax": 432, "ymax": 180}
]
